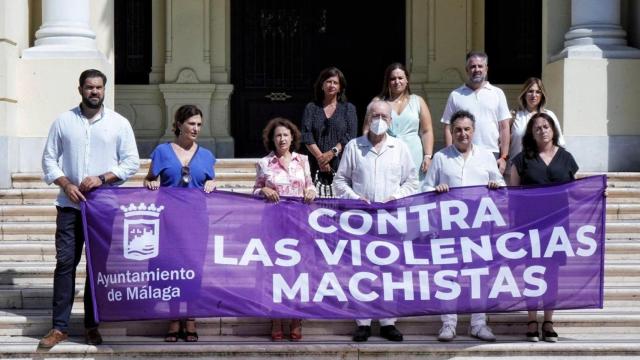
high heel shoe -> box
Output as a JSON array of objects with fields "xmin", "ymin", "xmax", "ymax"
[
  {"xmin": 271, "ymin": 319, "xmax": 284, "ymax": 341},
  {"xmin": 541, "ymin": 321, "xmax": 558, "ymax": 342},
  {"xmin": 164, "ymin": 320, "xmax": 181, "ymax": 342},
  {"xmin": 289, "ymin": 319, "xmax": 302, "ymax": 341},
  {"xmin": 525, "ymin": 320, "xmax": 539, "ymax": 342},
  {"xmin": 182, "ymin": 319, "xmax": 198, "ymax": 342}
]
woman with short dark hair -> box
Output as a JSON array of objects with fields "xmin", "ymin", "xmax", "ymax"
[{"xmin": 143, "ymin": 104, "xmax": 217, "ymax": 342}]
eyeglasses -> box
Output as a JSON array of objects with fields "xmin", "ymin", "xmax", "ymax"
[{"xmin": 181, "ymin": 166, "xmax": 191, "ymax": 185}]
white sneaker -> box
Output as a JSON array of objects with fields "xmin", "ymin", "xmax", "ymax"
[
  {"xmin": 469, "ymin": 324, "xmax": 496, "ymax": 342},
  {"xmin": 437, "ymin": 323, "xmax": 456, "ymax": 342}
]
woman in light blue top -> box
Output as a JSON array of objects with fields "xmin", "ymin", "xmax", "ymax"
[
  {"xmin": 375, "ymin": 63, "xmax": 434, "ymax": 180},
  {"xmin": 144, "ymin": 104, "xmax": 216, "ymax": 342}
]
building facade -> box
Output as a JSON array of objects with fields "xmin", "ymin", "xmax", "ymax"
[{"xmin": 1, "ymin": 0, "xmax": 639, "ymax": 188}]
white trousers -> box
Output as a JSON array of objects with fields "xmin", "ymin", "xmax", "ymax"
[
  {"xmin": 355, "ymin": 318, "xmax": 396, "ymax": 327},
  {"xmin": 441, "ymin": 313, "xmax": 486, "ymax": 328}
]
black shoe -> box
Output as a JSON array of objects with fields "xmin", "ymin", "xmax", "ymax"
[
  {"xmin": 525, "ymin": 320, "xmax": 539, "ymax": 342},
  {"xmin": 380, "ymin": 325, "xmax": 403, "ymax": 342},
  {"xmin": 541, "ymin": 321, "xmax": 558, "ymax": 342},
  {"xmin": 85, "ymin": 327, "xmax": 103, "ymax": 345},
  {"xmin": 352, "ymin": 326, "xmax": 371, "ymax": 342}
]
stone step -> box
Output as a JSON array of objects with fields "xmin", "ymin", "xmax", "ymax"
[
  {"xmin": 2, "ymin": 220, "xmax": 638, "ymax": 240},
  {"xmin": 1, "ymin": 283, "xmax": 636, "ymax": 310},
  {"xmin": 607, "ymin": 203, "xmax": 640, "ymax": 220},
  {"xmin": 607, "ymin": 188, "xmax": 640, "ymax": 203},
  {"xmin": 2, "ymin": 232, "xmax": 638, "ymax": 243},
  {"xmin": 15, "ymin": 170, "xmax": 639, "ymax": 187},
  {"xmin": 0, "ymin": 260, "xmax": 638, "ymax": 286},
  {"xmin": 0, "ymin": 187, "xmax": 633, "ymax": 206},
  {"xmin": 0, "ymin": 335, "xmax": 639, "ymax": 360},
  {"xmin": 0, "ymin": 185, "xmax": 635, "ymax": 207},
  {"xmin": 10, "ymin": 159, "xmax": 260, "ymax": 188},
  {"xmin": 1, "ymin": 307, "xmax": 639, "ymax": 337},
  {"xmin": 3, "ymin": 203, "xmax": 640, "ymax": 223},
  {"xmin": 579, "ymin": 172, "xmax": 640, "ymax": 188},
  {"xmin": 8, "ymin": 241, "xmax": 640, "ymax": 263},
  {"xmin": 137, "ymin": 158, "xmax": 259, "ymax": 173},
  {"xmin": 10, "ymin": 172, "xmax": 258, "ymax": 189},
  {"xmin": 0, "ymin": 187, "xmax": 253, "ymax": 206}
]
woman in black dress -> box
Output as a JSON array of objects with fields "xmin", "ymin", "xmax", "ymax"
[
  {"xmin": 509, "ymin": 112, "xmax": 578, "ymax": 343},
  {"xmin": 301, "ymin": 67, "xmax": 357, "ymax": 196}
]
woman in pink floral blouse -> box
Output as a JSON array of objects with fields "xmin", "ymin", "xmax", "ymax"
[{"xmin": 253, "ymin": 117, "xmax": 316, "ymax": 341}]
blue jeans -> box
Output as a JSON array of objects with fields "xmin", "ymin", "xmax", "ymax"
[{"xmin": 51, "ymin": 206, "xmax": 97, "ymax": 332}]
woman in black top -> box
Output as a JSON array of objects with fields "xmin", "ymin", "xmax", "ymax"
[
  {"xmin": 301, "ymin": 67, "xmax": 357, "ymax": 195},
  {"xmin": 509, "ymin": 112, "xmax": 578, "ymax": 343}
]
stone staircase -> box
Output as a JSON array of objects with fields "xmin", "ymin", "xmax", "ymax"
[{"xmin": 0, "ymin": 162, "xmax": 639, "ymax": 359}]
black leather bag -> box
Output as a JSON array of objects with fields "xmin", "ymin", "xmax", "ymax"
[{"xmin": 314, "ymin": 170, "xmax": 335, "ymax": 198}]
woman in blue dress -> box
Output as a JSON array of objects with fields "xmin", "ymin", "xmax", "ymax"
[
  {"xmin": 144, "ymin": 104, "xmax": 217, "ymax": 342},
  {"xmin": 375, "ymin": 63, "xmax": 434, "ymax": 180}
]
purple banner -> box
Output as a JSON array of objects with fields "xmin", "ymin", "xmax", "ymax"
[{"xmin": 82, "ymin": 176, "xmax": 606, "ymax": 322}]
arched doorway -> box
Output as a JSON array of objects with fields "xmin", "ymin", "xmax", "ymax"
[{"xmin": 230, "ymin": 0, "xmax": 405, "ymax": 157}]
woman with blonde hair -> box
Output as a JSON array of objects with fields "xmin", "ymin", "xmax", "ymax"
[{"xmin": 509, "ymin": 77, "xmax": 565, "ymax": 162}]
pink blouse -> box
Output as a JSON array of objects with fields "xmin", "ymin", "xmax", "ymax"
[{"xmin": 253, "ymin": 151, "xmax": 315, "ymax": 197}]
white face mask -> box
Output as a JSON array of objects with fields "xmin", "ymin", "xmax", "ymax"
[{"xmin": 369, "ymin": 117, "xmax": 389, "ymax": 135}]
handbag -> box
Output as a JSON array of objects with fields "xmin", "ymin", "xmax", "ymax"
[{"xmin": 313, "ymin": 170, "xmax": 335, "ymax": 198}]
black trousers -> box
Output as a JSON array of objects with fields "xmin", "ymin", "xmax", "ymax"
[{"xmin": 51, "ymin": 206, "xmax": 97, "ymax": 332}]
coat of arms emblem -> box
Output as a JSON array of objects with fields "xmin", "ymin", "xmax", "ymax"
[{"xmin": 120, "ymin": 202, "xmax": 164, "ymax": 260}]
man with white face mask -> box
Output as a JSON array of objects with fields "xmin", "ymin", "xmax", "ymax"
[{"xmin": 333, "ymin": 100, "xmax": 418, "ymax": 342}]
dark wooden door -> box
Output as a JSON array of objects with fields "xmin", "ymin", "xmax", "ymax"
[
  {"xmin": 231, "ymin": 0, "xmax": 405, "ymax": 157},
  {"xmin": 485, "ymin": 0, "xmax": 542, "ymax": 84}
]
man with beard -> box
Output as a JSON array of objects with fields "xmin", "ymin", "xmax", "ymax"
[
  {"xmin": 424, "ymin": 110, "xmax": 505, "ymax": 342},
  {"xmin": 441, "ymin": 51, "xmax": 511, "ymax": 174},
  {"xmin": 39, "ymin": 69, "xmax": 139, "ymax": 348}
]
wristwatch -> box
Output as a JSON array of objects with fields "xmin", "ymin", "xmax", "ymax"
[
  {"xmin": 331, "ymin": 146, "xmax": 339, "ymax": 155},
  {"xmin": 98, "ymin": 174, "xmax": 106, "ymax": 185}
]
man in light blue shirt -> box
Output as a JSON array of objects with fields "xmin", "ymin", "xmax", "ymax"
[{"xmin": 39, "ymin": 69, "xmax": 139, "ymax": 348}]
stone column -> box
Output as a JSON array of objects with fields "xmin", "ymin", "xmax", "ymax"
[
  {"xmin": 149, "ymin": 0, "xmax": 166, "ymax": 84},
  {"xmin": 554, "ymin": 0, "xmax": 640, "ymax": 59},
  {"xmin": 0, "ymin": 1, "xmax": 29, "ymax": 188},
  {"xmin": 17, "ymin": 0, "xmax": 112, "ymax": 175},
  {"xmin": 545, "ymin": 0, "xmax": 640, "ymax": 171},
  {"xmin": 22, "ymin": 0, "xmax": 104, "ymax": 58}
]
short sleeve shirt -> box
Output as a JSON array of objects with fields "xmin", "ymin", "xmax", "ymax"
[
  {"xmin": 441, "ymin": 83, "xmax": 511, "ymax": 152},
  {"xmin": 150, "ymin": 142, "xmax": 216, "ymax": 188},
  {"xmin": 511, "ymin": 147, "xmax": 578, "ymax": 185}
]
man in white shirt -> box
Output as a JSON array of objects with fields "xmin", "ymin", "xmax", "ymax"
[
  {"xmin": 333, "ymin": 100, "xmax": 418, "ymax": 342},
  {"xmin": 441, "ymin": 51, "xmax": 511, "ymax": 174},
  {"xmin": 424, "ymin": 109, "xmax": 505, "ymax": 342},
  {"xmin": 39, "ymin": 69, "xmax": 140, "ymax": 348}
]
